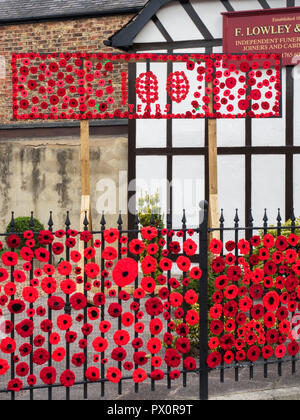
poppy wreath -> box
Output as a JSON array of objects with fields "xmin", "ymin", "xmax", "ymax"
[
  {"xmin": 11, "ymin": 52, "xmax": 281, "ymax": 121},
  {"xmin": 207, "ymin": 233, "xmax": 300, "ymax": 369},
  {"xmin": 0, "ymin": 225, "xmax": 200, "ymax": 391}
]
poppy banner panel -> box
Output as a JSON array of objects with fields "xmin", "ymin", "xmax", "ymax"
[{"xmin": 11, "ymin": 52, "xmax": 282, "ymax": 120}]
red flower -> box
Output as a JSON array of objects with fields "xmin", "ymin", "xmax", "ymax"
[
  {"xmin": 15, "ymin": 319, "xmax": 34, "ymax": 339},
  {"xmin": 207, "ymin": 352, "xmax": 221, "ymax": 368},
  {"xmin": 71, "ymin": 352, "xmax": 85, "ymax": 367},
  {"xmin": 1, "ymin": 251, "xmax": 18, "ymax": 266},
  {"xmin": 112, "ymin": 258, "xmax": 138, "ymax": 287},
  {"xmin": 0, "ymin": 268, "xmax": 9, "ymax": 282},
  {"xmin": 164, "ymin": 349, "xmax": 181, "ymax": 368},
  {"xmin": 184, "ymin": 289, "xmax": 198, "ymax": 305},
  {"xmin": 275, "ymin": 344, "xmax": 286, "ymax": 359},
  {"xmin": 60, "ymin": 279, "xmax": 76, "ymax": 295},
  {"xmin": 104, "ymin": 228, "xmax": 119, "ymax": 244},
  {"xmin": 176, "ymin": 337, "xmax": 190, "ymax": 354},
  {"xmin": 184, "ymin": 356, "xmax": 196, "ymax": 371},
  {"xmin": 150, "ymin": 369, "xmax": 165, "ymax": 381},
  {"xmin": 57, "ymin": 261, "xmax": 72, "ymax": 276},
  {"xmin": 6, "ymin": 234, "xmax": 21, "ymax": 249},
  {"xmin": 141, "ymin": 226, "xmax": 157, "ymax": 240},
  {"xmin": 145, "ymin": 297, "xmax": 164, "ymax": 316},
  {"xmin": 263, "ymin": 291, "xmax": 279, "ymax": 312},
  {"xmin": 275, "ymin": 235, "xmax": 289, "ymax": 251},
  {"xmin": 8, "ymin": 299, "xmax": 25, "ymax": 314},
  {"xmin": 22, "ymin": 286, "xmax": 39, "ymax": 303},
  {"xmin": 0, "ymin": 359, "xmax": 10, "ymax": 375},
  {"xmin": 211, "ymin": 257, "xmax": 225, "ymax": 273},
  {"xmin": 169, "ymin": 292, "xmax": 183, "ymax": 308},
  {"xmin": 7, "ymin": 378, "xmax": 23, "ymax": 392},
  {"xmin": 147, "ymin": 337, "xmax": 162, "ymax": 354},
  {"xmin": 41, "ymin": 277, "xmax": 57, "ymax": 295},
  {"xmin": 92, "ymin": 336, "xmax": 108, "ymax": 353},
  {"xmin": 38, "ymin": 230, "xmax": 54, "ymax": 245},
  {"xmin": 20, "ymin": 247, "xmax": 34, "ymax": 261},
  {"xmin": 141, "ymin": 255, "xmax": 157, "ymax": 275},
  {"xmin": 108, "ymin": 302, "xmax": 122, "ymax": 318},
  {"xmin": 57, "ymin": 314, "xmax": 73, "ymax": 331},
  {"xmin": 60, "ymin": 370, "xmax": 75, "ymax": 387},
  {"xmin": 33, "ymin": 348, "xmax": 50, "ymax": 365},
  {"xmin": 159, "ymin": 257, "xmax": 173, "ymax": 272},
  {"xmin": 102, "ymin": 247, "xmax": 118, "ymax": 260},
  {"xmin": 0, "ymin": 337, "xmax": 16, "ymax": 354},
  {"xmin": 106, "ymin": 367, "xmax": 122, "ymax": 383},
  {"xmin": 47, "ymin": 296, "xmax": 65, "ymax": 311},
  {"xmin": 84, "ymin": 263, "xmax": 100, "ymax": 279},
  {"xmin": 183, "ymin": 239, "xmax": 197, "ymax": 256},
  {"xmin": 40, "ymin": 367, "xmax": 57, "ymax": 385},
  {"xmin": 189, "ymin": 267, "xmax": 202, "ymax": 280},
  {"xmin": 176, "ymin": 256, "xmax": 191, "ymax": 272},
  {"xmin": 70, "ymin": 293, "xmax": 87, "ymax": 310},
  {"xmin": 129, "ymin": 239, "xmax": 145, "ymax": 255},
  {"xmin": 86, "ymin": 366, "xmax": 100, "ymax": 382},
  {"xmin": 247, "ymin": 345, "xmax": 260, "ymax": 362},
  {"xmin": 35, "ymin": 248, "xmax": 50, "ymax": 263},
  {"xmin": 209, "ymin": 239, "xmax": 223, "ymax": 255},
  {"xmin": 133, "ymin": 368, "xmax": 147, "ymax": 383},
  {"xmin": 111, "ymin": 347, "xmax": 127, "ymax": 362}
]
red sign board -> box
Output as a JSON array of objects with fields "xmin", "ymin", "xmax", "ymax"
[{"xmin": 223, "ymin": 7, "xmax": 300, "ymax": 66}]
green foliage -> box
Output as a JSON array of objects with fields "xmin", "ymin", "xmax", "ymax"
[
  {"xmin": 6, "ymin": 217, "xmax": 45, "ymax": 250},
  {"xmin": 177, "ymin": 253, "xmax": 216, "ymax": 311},
  {"xmin": 164, "ymin": 304, "xmax": 200, "ymax": 351},
  {"xmin": 249, "ymin": 217, "xmax": 300, "ymax": 271},
  {"xmin": 138, "ymin": 191, "xmax": 165, "ymax": 281}
]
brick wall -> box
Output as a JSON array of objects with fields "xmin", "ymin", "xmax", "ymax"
[{"xmin": 0, "ymin": 14, "xmax": 133, "ymax": 124}]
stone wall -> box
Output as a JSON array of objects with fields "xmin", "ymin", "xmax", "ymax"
[{"xmin": 0, "ymin": 133, "xmax": 128, "ymax": 231}]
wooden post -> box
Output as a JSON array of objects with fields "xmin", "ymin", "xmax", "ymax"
[
  {"xmin": 208, "ymin": 82, "xmax": 220, "ymax": 240},
  {"xmin": 80, "ymin": 119, "xmax": 93, "ymax": 233},
  {"xmin": 78, "ymin": 119, "xmax": 95, "ymax": 293}
]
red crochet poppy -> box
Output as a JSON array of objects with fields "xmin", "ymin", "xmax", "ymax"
[
  {"xmin": 33, "ymin": 348, "xmax": 50, "ymax": 365},
  {"xmin": 84, "ymin": 263, "xmax": 100, "ymax": 279},
  {"xmin": 60, "ymin": 370, "xmax": 75, "ymax": 387},
  {"xmin": 129, "ymin": 239, "xmax": 145, "ymax": 255},
  {"xmin": 40, "ymin": 367, "xmax": 57, "ymax": 385},
  {"xmin": 86, "ymin": 366, "xmax": 100, "ymax": 382},
  {"xmin": 104, "ymin": 228, "xmax": 119, "ymax": 244},
  {"xmin": 164, "ymin": 349, "xmax": 181, "ymax": 368},
  {"xmin": 92, "ymin": 336, "xmax": 108, "ymax": 353},
  {"xmin": 112, "ymin": 258, "xmax": 138, "ymax": 287},
  {"xmin": 106, "ymin": 367, "xmax": 122, "ymax": 383}
]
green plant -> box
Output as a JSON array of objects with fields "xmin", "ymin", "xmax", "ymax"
[
  {"xmin": 177, "ymin": 253, "xmax": 216, "ymax": 311},
  {"xmin": 164, "ymin": 304, "xmax": 200, "ymax": 352},
  {"xmin": 248, "ymin": 217, "xmax": 300, "ymax": 273},
  {"xmin": 138, "ymin": 191, "xmax": 165, "ymax": 281},
  {"xmin": 6, "ymin": 217, "xmax": 45, "ymax": 250}
]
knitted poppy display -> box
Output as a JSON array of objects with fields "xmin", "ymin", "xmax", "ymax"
[
  {"xmin": 207, "ymin": 233, "xmax": 300, "ymax": 370},
  {"xmin": 12, "ymin": 52, "xmax": 281, "ymax": 120}
]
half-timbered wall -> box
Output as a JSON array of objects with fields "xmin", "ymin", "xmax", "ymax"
[{"xmin": 126, "ymin": 0, "xmax": 299, "ymax": 230}]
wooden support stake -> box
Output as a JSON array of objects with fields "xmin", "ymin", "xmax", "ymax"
[
  {"xmin": 78, "ymin": 119, "xmax": 95, "ymax": 294},
  {"xmin": 208, "ymin": 82, "xmax": 220, "ymax": 240}
]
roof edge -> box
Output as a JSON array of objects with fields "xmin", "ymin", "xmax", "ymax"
[
  {"xmin": 106, "ymin": 0, "xmax": 172, "ymax": 49},
  {"xmin": 0, "ymin": 7, "xmax": 143, "ymax": 25}
]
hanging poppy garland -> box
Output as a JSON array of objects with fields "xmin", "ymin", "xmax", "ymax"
[
  {"xmin": 207, "ymin": 234, "xmax": 300, "ymax": 370},
  {"xmin": 0, "ymin": 226, "xmax": 200, "ymax": 392},
  {"xmin": 11, "ymin": 52, "xmax": 281, "ymax": 120}
]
